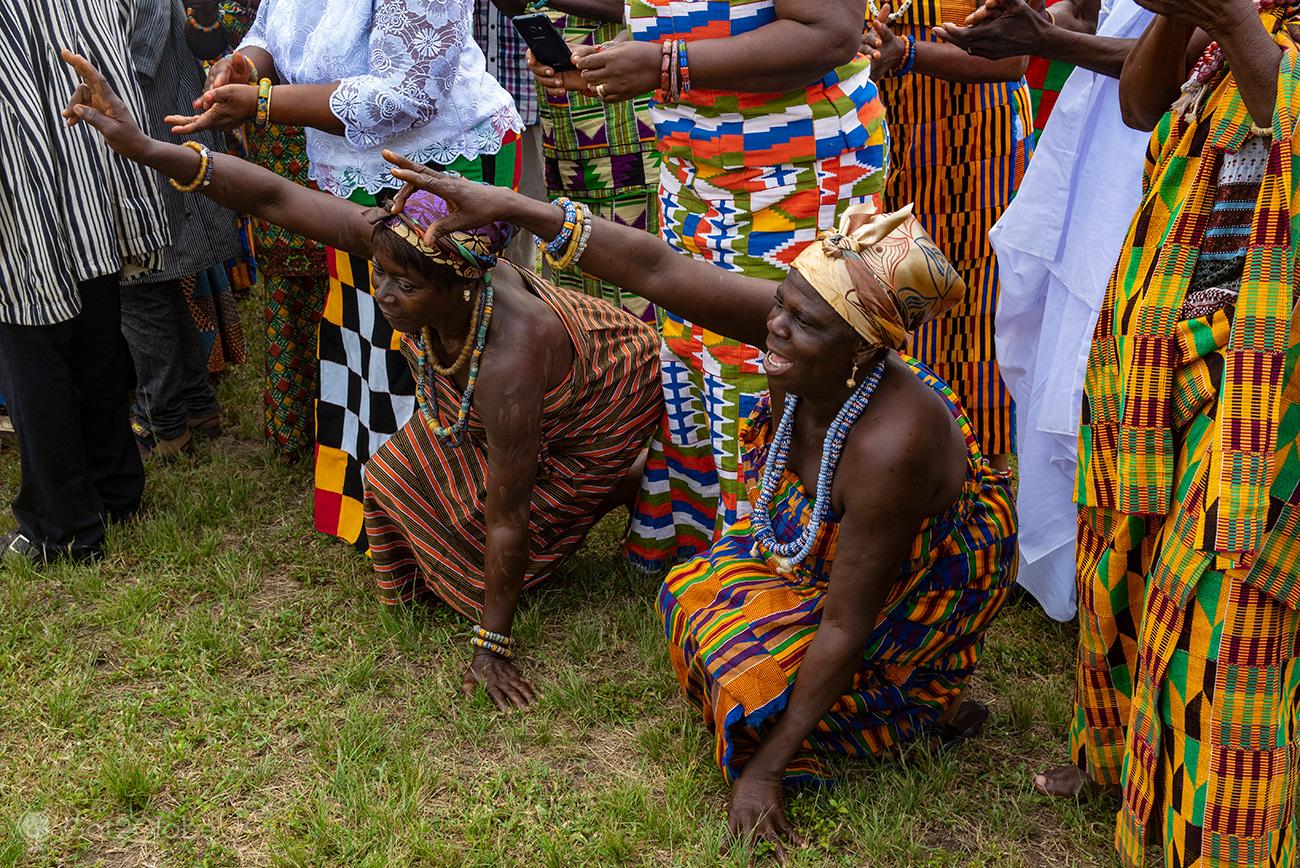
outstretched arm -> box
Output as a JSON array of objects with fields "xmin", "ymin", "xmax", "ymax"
[
  {"xmin": 386, "ymin": 154, "xmax": 777, "ymax": 347},
  {"xmin": 61, "ymin": 51, "xmax": 374, "ymax": 258},
  {"xmin": 934, "ymin": 0, "xmax": 1133, "ymax": 78}
]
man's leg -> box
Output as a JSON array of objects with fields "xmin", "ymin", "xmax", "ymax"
[
  {"xmin": 0, "ymin": 275, "xmax": 131, "ymax": 557},
  {"xmin": 121, "ymin": 278, "xmax": 212, "ymax": 445},
  {"xmin": 74, "ymin": 276, "xmax": 145, "ymax": 522}
]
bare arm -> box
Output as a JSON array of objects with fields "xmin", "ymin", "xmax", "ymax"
[
  {"xmin": 868, "ymin": 9, "xmax": 1028, "ymax": 82},
  {"xmin": 61, "ymin": 50, "xmax": 373, "ymax": 256},
  {"xmin": 387, "ymin": 154, "xmax": 777, "ymax": 347},
  {"xmin": 464, "ymin": 353, "xmax": 548, "ymax": 710},
  {"xmin": 1118, "ymin": 15, "xmax": 1200, "ymax": 130},
  {"xmin": 934, "ymin": 0, "xmax": 1132, "ymax": 78},
  {"xmin": 571, "ymin": 0, "xmax": 869, "ymax": 101}
]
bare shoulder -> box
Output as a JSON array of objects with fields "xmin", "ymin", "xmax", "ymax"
[{"xmin": 834, "ymin": 356, "xmax": 968, "ymax": 520}]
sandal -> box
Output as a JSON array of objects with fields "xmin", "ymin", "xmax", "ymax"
[{"xmin": 933, "ymin": 700, "xmax": 990, "ymax": 754}]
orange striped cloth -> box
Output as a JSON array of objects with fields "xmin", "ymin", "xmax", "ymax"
[{"xmin": 364, "ymin": 264, "xmax": 663, "ymax": 617}]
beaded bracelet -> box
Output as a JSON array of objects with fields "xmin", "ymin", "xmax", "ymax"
[
  {"xmin": 552, "ymin": 202, "xmax": 590, "ymax": 270},
  {"xmin": 538, "ymin": 196, "xmax": 579, "ymax": 259},
  {"xmin": 255, "ymin": 77, "xmax": 273, "ymax": 129},
  {"xmin": 657, "ymin": 40, "xmax": 673, "ymax": 103},
  {"xmin": 897, "ymin": 35, "xmax": 918, "ymax": 77},
  {"xmin": 245, "ymin": 57, "xmax": 259, "ymax": 86},
  {"xmin": 570, "ymin": 203, "xmax": 594, "ymax": 267},
  {"xmin": 472, "ymin": 625, "xmax": 513, "ymax": 647},
  {"xmin": 669, "ymin": 38, "xmax": 681, "ymax": 102},
  {"xmin": 170, "ymin": 141, "xmax": 212, "ymax": 193},
  {"xmin": 186, "ymin": 6, "xmax": 221, "ymax": 32},
  {"xmin": 470, "ymin": 636, "xmax": 514, "ymax": 659},
  {"xmin": 678, "ymin": 40, "xmax": 692, "ymax": 95}
]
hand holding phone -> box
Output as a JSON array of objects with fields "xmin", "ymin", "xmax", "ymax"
[{"xmin": 513, "ymin": 12, "xmax": 575, "ymax": 72}]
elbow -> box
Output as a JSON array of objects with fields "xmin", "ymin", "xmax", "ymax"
[
  {"xmin": 1120, "ymin": 99, "xmax": 1160, "ymax": 132},
  {"xmin": 1008, "ymin": 55, "xmax": 1030, "ymax": 80},
  {"xmin": 824, "ymin": 27, "xmax": 865, "ymax": 70}
]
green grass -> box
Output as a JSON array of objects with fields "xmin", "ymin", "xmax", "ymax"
[{"xmin": 0, "ymin": 300, "xmax": 1117, "ymax": 866}]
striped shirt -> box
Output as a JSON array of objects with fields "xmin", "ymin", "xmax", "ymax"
[{"xmin": 0, "ymin": 0, "xmax": 170, "ymax": 326}]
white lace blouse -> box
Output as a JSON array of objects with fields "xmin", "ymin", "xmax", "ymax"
[{"xmin": 241, "ymin": 0, "xmax": 522, "ymax": 197}]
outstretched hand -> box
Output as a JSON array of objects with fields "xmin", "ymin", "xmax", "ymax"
[
  {"xmin": 60, "ymin": 49, "xmax": 149, "ymax": 156},
  {"xmin": 383, "ymin": 150, "xmax": 519, "ymax": 240},
  {"xmin": 199, "ymin": 50, "xmax": 255, "ymax": 101},
  {"xmin": 166, "ymin": 83, "xmax": 256, "ymax": 135},
  {"xmin": 933, "ymin": 0, "xmax": 1053, "ymax": 59},
  {"xmin": 862, "ymin": 4, "xmax": 907, "ymax": 75}
]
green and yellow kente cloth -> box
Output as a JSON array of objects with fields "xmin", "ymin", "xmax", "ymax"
[{"xmin": 1073, "ymin": 11, "xmax": 1300, "ymax": 867}]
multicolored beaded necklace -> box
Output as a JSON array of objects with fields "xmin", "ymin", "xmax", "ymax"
[
  {"xmin": 750, "ymin": 360, "xmax": 887, "ymax": 575},
  {"xmin": 414, "ymin": 276, "xmax": 494, "ymax": 444},
  {"xmin": 1177, "ymin": 0, "xmax": 1300, "ymax": 121},
  {"xmin": 867, "ymin": 0, "xmax": 912, "ymax": 24}
]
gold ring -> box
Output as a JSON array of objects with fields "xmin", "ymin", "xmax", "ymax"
[{"xmin": 596, "ymin": 83, "xmax": 607, "ymax": 99}]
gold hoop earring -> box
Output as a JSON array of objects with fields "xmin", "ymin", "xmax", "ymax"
[{"xmin": 846, "ymin": 362, "xmax": 859, "ymax": 389}]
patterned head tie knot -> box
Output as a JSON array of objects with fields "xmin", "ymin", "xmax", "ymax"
[
  {"xmin": 382, "ymin": 189, "xmax": 513, "ymax": 280},
  {"xmin": 792, "ymin": 202, "xmax": 965, "ymax": 350}
]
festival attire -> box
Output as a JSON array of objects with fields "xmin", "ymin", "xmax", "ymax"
[
  {"xmin": 535, "ymin": 11, "xmax": 662, "ymax": 320},
  {"xmin": 120, "ymin": 0, "xmax": 240, "ymax": 444},
  {"xmin": 661, "ymin": 204, "xmax": 1017, "ymax": 782},
  {"xmin": 1072, "ymin": 12, "xmax": 1300, "ymax": 865},
  {"xmin": 0, "ymin": 0, "xmax": 169, "ymax": 559},
  {"xmin": 1024, "ymin": 0, "xmax": 1077, "ymax": 137},
  {"xmin": 875, "ymin": 0, "xmax": 1035, "ymax": 457},
  {"xmin": 624, "ymin": 0, "xmax": 890, "ymax": 571},
  {"xmin": 240, "ymin": 0, "xmax": 523, "ymax": 548},
  {"xmin": 361, "ymin": 193, "xmax": 663, "ymax": 616},
  {"xmin": 989, "ymin": 0, "xmax": 1153, "ymax": 621},
  {"xmin": 212, "ymin": 1, "xmax": 330, "ymax": 458}
]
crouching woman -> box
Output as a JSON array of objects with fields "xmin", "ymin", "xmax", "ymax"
[
  {"xmin": 380, "ymin": 161, "xmax": 1019, "ymax": 849},
  {"xmin": 62, "ymin": 51, "xmax": 662, "ymax": 711}
]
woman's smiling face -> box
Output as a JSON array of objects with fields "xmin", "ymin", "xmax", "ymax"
[{"xmin": 763, "ymin": 269, "xmax": 869, "ymax": 399}]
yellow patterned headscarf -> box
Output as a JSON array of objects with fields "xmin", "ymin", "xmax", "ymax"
[{"xmin": 792, "ymin": 203, "xmax": 965, "ymax": 350}]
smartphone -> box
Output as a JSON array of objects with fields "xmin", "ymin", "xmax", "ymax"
[{"xmin": 513, "ymin": 12, "xmax": 575, "ymax": 72}]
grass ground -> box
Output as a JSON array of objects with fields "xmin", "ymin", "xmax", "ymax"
[{"xmin": 0, "ymin": 301, "xmax": 1119, "ymax": 867}]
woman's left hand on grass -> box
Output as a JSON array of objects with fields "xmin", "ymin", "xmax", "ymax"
[
  {"xmin": 463, "ymin": 651, "xmax": 537, "ymax": 711},
  {"xmin": 574, "ymin": 40, "xmax": 662, "ymax": 102},
  {"xmin": 60, "ymin": 50, "xmax": 149, "ymax": 156},
  {"xmin": 725, "ymin": 769, "xmax": 803, "ymax": 864}
]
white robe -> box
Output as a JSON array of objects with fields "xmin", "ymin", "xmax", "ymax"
[{"xmin": 990, "ymin": 0, "xmax": 1155, "ymax": 621}]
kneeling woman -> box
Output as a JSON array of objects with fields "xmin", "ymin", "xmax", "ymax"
[
  {"xmin": 377, "ymin": 162, "xmax": 1019, "ymax": 846},
  {"xmin": 62, "ymin": 53, "xmax": 663, "ymax": 710}
]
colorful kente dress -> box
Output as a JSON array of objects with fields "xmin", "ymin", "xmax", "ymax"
[
  {"xmin": 625, "ymin": 0, "xmax": 890, "ymax": 571},
  {"xmin": 1073, "ymin": 16, "xmax": 1300, "ymax": 866},
  {"xmin": 218, "ymin": 0, "xmax": 329, "ymax": 458},
  {"xmin": 536, "ymin": 11, "xmax": 662, "ymax": 320},
  {"xmin": 365, "ymin": 265, "xmax": 663, "ymax": 616},
  {"xmin": 660, "ymin": 357, "xmax": 1017, "ymax": 782},
  {"xmin": 182, "ymin": 266, "xmax": 247, "ymax": 375},
  {"xmin": 1025, "ymin": 0, "xmax": 1076, "ymax": 138},
  {"xmin": 876, "ymin": 0, "xmax": 1034, "ymax": 457},
  {"xmin": 315, "ymin": 139, "xmax": 520, "ymax": 549}
]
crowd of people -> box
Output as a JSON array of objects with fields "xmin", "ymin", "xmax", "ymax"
[{"xmin": 2, "ymin": 0, "xmax": 1298, "ymax": 863}]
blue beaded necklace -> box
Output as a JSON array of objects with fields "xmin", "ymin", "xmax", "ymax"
[
  {"xmin": 414, "ymin": 275, "xmax": 494, "ymax": 445},
  {"xmin": 749, "ymin": 359, "xmax": 887, "ymax": 574}
]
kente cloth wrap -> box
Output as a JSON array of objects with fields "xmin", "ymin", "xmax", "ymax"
[
  {"xmin": 1071, "ymin": 15, "xmax": 1300, "ymax": 867},
  {"xmin": 383, "ymin": 190, "xmax": 512, "ymax": 280},
  {"xmin": 792, "ymin": 203, "xmax": 965, "ymax": 350},
  {"xmin": 1078, "ymin": 9, "xmax": 1300, "ymax": 566},
  {"xmin": 366, "ymin": 264, "xmax": 663, "ymax": 616},
  {"xmin": 314, "ymin": 138, "xmax": 519, "ymax": 550},
  {"xmin": 659, "ymin": 357, "xmax": 1016, "ymax": 783},
  {"xmin": 876, "ymin": 0, "xmax": 1034, "ymax": 456},
  {"xmin": 623, "ymin": 0, "xmax": 890, "ymax": 573},
  {"xmin": 535, "ymin": 11, "xmax": 662, "ymax": 321}
]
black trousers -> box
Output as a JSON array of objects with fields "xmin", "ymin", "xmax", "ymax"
[{"xmin": 0, "ymin": 274, "xmax": 144, "ymax": 556}]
